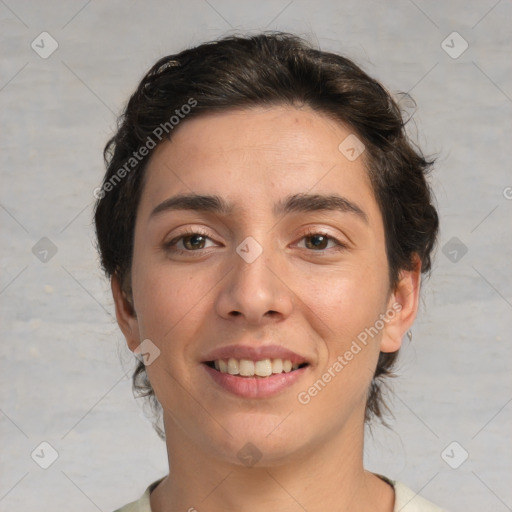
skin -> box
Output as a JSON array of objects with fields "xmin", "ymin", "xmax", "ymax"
[{"xmin": 112, "ymin": 105, "xmax": 421, "ymax": 512}]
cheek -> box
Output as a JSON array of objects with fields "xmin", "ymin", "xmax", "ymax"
[
  {"xmin": 130, "ymin": 238, "xmax": 204, "ymax": 345},
  {"xmin": 131, "ymin": 264, "xmax": 210, "ymax": 399},
  {"xmin": 301, "ymin": 259, "xmax": 388, "ymax": 393},
  {"xmin": 299, "ymin": 274, "xmax": 385, "ymax": 419},
  {"xmin": 305, "ymin": 259, "xmax": 389, "ymax": 336}
]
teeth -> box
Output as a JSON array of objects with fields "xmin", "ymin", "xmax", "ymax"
[
  {"xmin": 239, "ymin": 359, "xmax": 254, "ymax": 376},
  {"xmin": 271, "ymin": 358, "xmax": 283, "ymax": 374},
  {"xmin": 254, "ymin": 359, "xmax": 272, "ymax": 377},
  {"xmin": 227, "ymin": 357, "xmax": 239, "ymax": 375},
  {"xmin": 213, "ymin": 358, "xmax": 304, "ymax": 377}
]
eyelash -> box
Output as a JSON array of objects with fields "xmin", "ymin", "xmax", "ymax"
[{"xmin": 164, "ymin": 228, "xmax": 347, "ymax": 256}]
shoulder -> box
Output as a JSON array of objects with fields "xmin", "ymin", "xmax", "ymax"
[
  {"xmin": 392, "ymin": 480, "xmax": 447, "ymax": 512},
  {"xmin": 113, "ymin": 476, "xmax": 447, "ymax": 512},
  {"xmin": 112, "ymin": 478, "xmax": 164, "ymax": 512},
  {"xmin": 112, "ymin": 490, "xmax": 150, "ymax": 512}
]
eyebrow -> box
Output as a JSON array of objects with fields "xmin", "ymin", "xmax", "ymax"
[{"xmin": 150, "ymin": 192, "xmax": 368, "ymax": 224}]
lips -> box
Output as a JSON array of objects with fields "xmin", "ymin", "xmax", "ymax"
[
  {"xmin": 202, "ymin": 344, "xmax": 310, "ymax": 377},
  {"xmin": 201, "ymin": 344, "xmax": 311, "ymax": 397}
]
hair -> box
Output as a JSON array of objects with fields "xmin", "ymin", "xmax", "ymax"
[{"xmin": 94, "ymin": 32, "xmax": 439, "ymax": 439}]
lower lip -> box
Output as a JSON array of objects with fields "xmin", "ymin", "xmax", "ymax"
[{"xmin": 202, "ymin": 364, "xmax": 308, "ymax": 398}]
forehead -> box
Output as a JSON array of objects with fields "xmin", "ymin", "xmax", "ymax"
[{"xmin": 139, "ymin": 105, "xmax": 378, "ymax": 220}]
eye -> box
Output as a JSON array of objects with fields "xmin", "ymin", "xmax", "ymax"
[
  {"xmin": 165, "ymin": 230, "xmax": 217, "ymax": 253},
  {"xmin": 297, "ymin": 231, "xmax": 345, "ymax": 251}
]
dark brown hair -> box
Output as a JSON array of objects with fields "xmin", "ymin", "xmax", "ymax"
[{"xmin": 94, "ymin": 32, "xmax": 439, "ymax": 439}]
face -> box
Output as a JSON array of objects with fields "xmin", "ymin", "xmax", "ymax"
[{"xmin": 114, "ymin": 105, "xmax": 419, "ymax": 466}]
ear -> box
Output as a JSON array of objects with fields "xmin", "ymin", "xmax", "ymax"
[
  {"xmin": 111, "ymin": 273, "xmax": 140, "ymax": 352},
  {"xmin": 380, "ymin": 255, "xmax": 422, "ymax": 353}
]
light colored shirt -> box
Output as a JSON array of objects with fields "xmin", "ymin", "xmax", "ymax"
[{"xmin": 113, "ymin": 475, "xmax": 446, "ymax": 511}]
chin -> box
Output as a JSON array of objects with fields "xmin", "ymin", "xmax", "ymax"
[{"xmin": 203, "ymin": 416, "xmax": 310, "ymax": 467}]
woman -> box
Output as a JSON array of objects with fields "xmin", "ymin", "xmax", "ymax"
[{"xmin": 94, "ymin": 32, "xmax": 443, "ymax": 512}]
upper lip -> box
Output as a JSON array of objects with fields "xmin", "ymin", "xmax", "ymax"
[{"xmin": 202, "ymin": 344, "xmax": 309, "ymax": 365}]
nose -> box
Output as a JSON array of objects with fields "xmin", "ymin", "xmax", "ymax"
[{"xmin": 214, "ymin": 239, "xmax": 294, "ymax": 326}]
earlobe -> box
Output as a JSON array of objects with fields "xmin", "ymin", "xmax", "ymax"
[
  {"xmin": 111, "ymin": 274, "xmax": 140, "ymax": 352},
  {"xmin": 380, "ymin": 256, "xmax": 422, "ymax": 353}
]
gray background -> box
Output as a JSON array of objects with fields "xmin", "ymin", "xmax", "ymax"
[{"xmin": 1, "ymin": 1, "xmax": 511, "ymax": 511}]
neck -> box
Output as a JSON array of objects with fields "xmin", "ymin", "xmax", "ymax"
[{"xmin": 150, "ymin": 412, "xmax": 394, "ymax": 512}]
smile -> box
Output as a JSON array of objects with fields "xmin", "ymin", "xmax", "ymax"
[
  {"xmin": 202, "ymin": 359, "xmax": 310, "ymax": 398},
  {"xmin": 205, "ymin": 358, "xmax": 309, "ymax": 378}
]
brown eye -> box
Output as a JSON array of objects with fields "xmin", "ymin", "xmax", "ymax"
[
  {"xmin": 164, "ymin": 230, "xmax": 216, "ymax": 254},
  {"xmin": 304, "ymin": 234, "xmax": 329, "ymax": 250},
  {"xmin": 182, "ymin": 234, "xmax": 207, "ymax": 250},
  {"xmin": 296, "ymin": 231, "xmax": 346, "ymax": 253}
]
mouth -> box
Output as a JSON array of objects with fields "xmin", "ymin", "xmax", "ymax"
[
  {"xmin": 200, "ymin": 344, "xmax": 312, "ymax": 397},
  {"xmin": 203, "ymin": 358, "xmax": 310, "ymax": 378}
]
